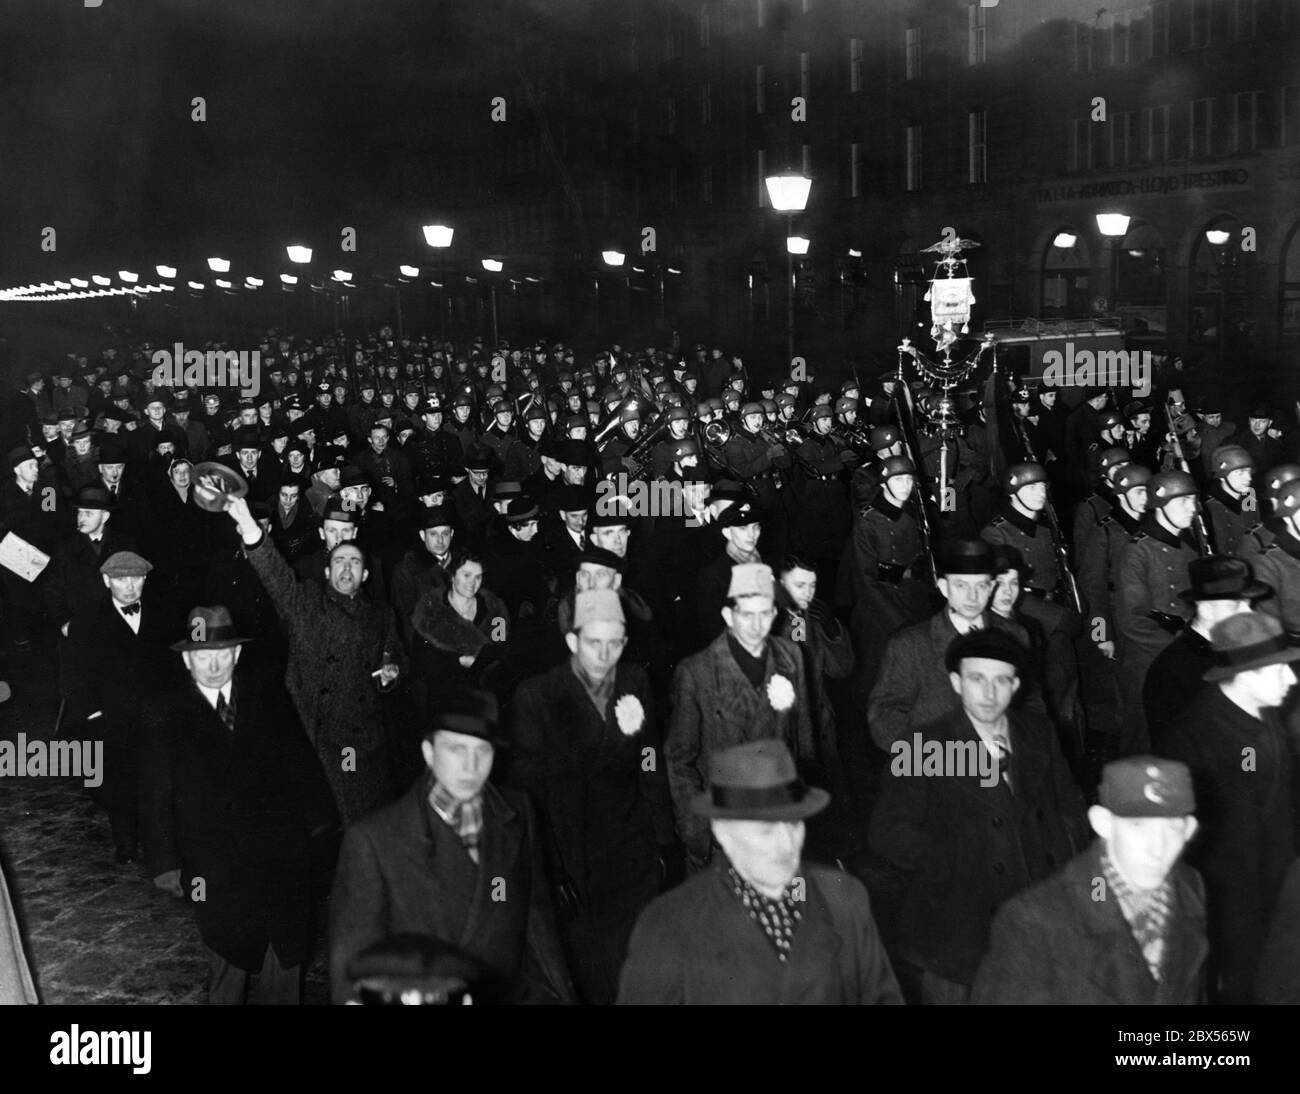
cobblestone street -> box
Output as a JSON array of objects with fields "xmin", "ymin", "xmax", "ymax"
[{"xmin": 1, "ymin": 635, "xmax": 329, "ymax": 1005}]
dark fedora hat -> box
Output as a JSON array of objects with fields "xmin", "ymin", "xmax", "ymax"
[
  {"xmin": 73, "ymin": 484, "xmax": 114, "ymax": 512},
  {"xmin": 505, "ymin": 496, "xmax": 539, "ymax": 524},
  {"xmin": 938, "ymin": 538, "xmax": 996, "ymax": 577},
  {"xmin": 429, "ymin": 688, "xmax": 505, "ymax": 747},
  {"xmin": 691, "ymin": 740, "xmax": 829, "ymax": 821},
  {"xmin": 170, "ymin": 605, "xmax": 250, "ymax": 651},
  {"xmin": 1178, "ymin": 555, "xmax": 1272, "ymax": 604},
  {"xmin": 1203, "ymin": 612, "xmax": 1300, "ymax": 682}
]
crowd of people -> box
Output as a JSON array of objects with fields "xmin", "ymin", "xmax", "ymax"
[{"xmin": 1, "ymin": 323, "xmax": 1298, "ymax": 1005}]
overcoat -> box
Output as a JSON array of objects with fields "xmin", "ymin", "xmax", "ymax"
[
  {"xmin": 616, "ymin": 860, "xmax": 903, "ymax": 1005},
  {"xmin": 971, "ymin": 842, "xmax": 1208, "ymax": 1005}
]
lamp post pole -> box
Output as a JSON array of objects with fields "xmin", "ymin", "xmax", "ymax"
[{"xmin": 786, "ymin": 213, "xmax": 795, "ymax": 365}]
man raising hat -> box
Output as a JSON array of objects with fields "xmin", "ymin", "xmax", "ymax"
[
  {"xmin": 665, "ymin": 562, "xmax": 816, "ymax": 870},
  {"xmin": 140, "ymin": 606, "xmax": 320, "ymax": 1005},
  {"xmin": 618, "ymin": 740, "xmax": 902, "ymax": 1005},
  {"xmin": 1158, "ymin": 611, "xmax": 1300, "ymax": 1003},
  {"xmin": 972, "ymin": 756, "xmax": 1206, "ymax": 1004},
  {"xmin": 329, "ymin": 689, "xmax": 575, "ymax": 1004}
]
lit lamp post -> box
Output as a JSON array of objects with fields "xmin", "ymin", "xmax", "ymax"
[
  {"xmin": 423, "ymin": 224, "xmax": 454, "ymax": 340},
  {"xmin": 1205, "ymin": 227, "xmax": 1232, "ymax": 367},
  {"xmin": 285, "ymin": 246, "xmax": 311, "ymax": 329},
  {"xmin": 481, "ymin": 258, "xmax": 503, "ymax": 347},
  {"xmin": 397, "ymin": 265, "xmax": 419, "ymax": 339},
  {"xmin": 599, "ymin": 250, "xmax": 625, "ymax": 337},
  {"xmin": 1095, "ymin": 212, "xmax": 1130, "ymax": 316},
  {"xmin": 765, "ymin": 173, "xmax": 812, "ymax": 365}
]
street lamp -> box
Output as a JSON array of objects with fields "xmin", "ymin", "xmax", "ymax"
[
  {"xmin": 423, "ymin": 225, "xmax": 454, "ymax": 338},
  {"xmin": 1205, "ymin": 228, "xmax": 1230, "ymax": 246},
  {"xmin": 286, "ymin": 245, "xmax": 312, "ymax": 265},
  {"xmin": 765, "ymin": 173, "xmax": 812, "ymax": 365},
  {"xmin": 207, "ymin": 257, "xmax": 231, "ymax": 273},
  {"xmin": 92, "ymin": 275, "xmax": 111, "ymax": 287},
  {"xmin": 280, "ymin": 273, "xmax": 298, "ymax": 285},
  {"xmin": 602, "ymin": 250, "xmax": 625, "ymax": 267},
  {"xmin": 1096, "ymin": 212, "xmax": 1131, "ymax": 314},
  {"xmin": 786, "ymin": 236, "xmax": 810, "ymax": 255},
  {"xmin": 118, "ymin": 270, "xmax": 138, "ymax": 284},
  {"xmin": 399, "ymin": 265, "xmax": 419, "ymax": 278},
  {"xmin": 423, "ymin": 224, "xmax": 454, "ymax": 248},
  {"xmin": 1052, "ymin": 232, "xmax": 1078, "ymax": 249},
  {"xmin": 481, "ymin": 259, "xmax": 503, "ymax": 345},
  {"xmin": 155, "ymin": 265, "xmax": 177, "ymax": 279}
]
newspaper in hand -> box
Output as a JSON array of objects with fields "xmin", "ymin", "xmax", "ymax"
[{"xmin": 0, "ymin": 532, "xmax": 50, "ymax": 582}]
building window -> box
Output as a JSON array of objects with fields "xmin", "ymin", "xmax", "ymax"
[
  {"xmin": 1068, "ymin": 118, "xmax": 1092, "ymax": 171},
  {"xmin": 905, "ymin": 26, "xmax": 923, "ymax": 80},
  {"xmin": 1071, "ymin": 24, "xmax": 1092, "ymax": 72},
  {"xmin": 757, "ymin": 0, "xmax": 766, "ymax": 29},
  {"xmin": 906, "ymin": 125, "xmax": 923, "ymax": 191},
  {"xmin": 801, "ymin": 143, "xmax": 811, "ymax": 176},
  {"xmin": 701, "ymin": 165, "xmax": 713, "ymax": 205},
  {"xmin": 968, "ymin": 4, "xmax": 987, "ymax": 66},
  {"xmin": 1282, "ymin": 85, "xmax": 1300, "ymax": 146},
  {"xmin": 849, "ymin": 141, "xmax": 862, "ymax": 199},
  {"xmin": 756, "ymin": 64, "xmax": 766, "ymax": 113},
  {"xmin": 1111, "ymin": 110, "xmax": 1136, "ymax": 166},
  {"xmin": 757, "ymin": 148, "xmax": 767, "ymax": 208},
  {"xmin": 1150, "ymin": 1, "xmax": 1170, "ymax": 57},
  {"xmin": 1232, "ymin": 91, "xmax": 1259, "ymax": 152},
  {"xmin": 800, "ymin": 52, "xmax": 811, "ymax": 99},
  {"xmin": 701, "ymin": 82, "xmax": 712, "ymax": 125},
  {"xmin": 1146, "ymin": 104, "xmax": 1171, "ymax": 162},
  {"xmin": 850, "ymin": 39, "xmax": 864, "ymax": 92},
  {"xmin": 1190, "ymin": 98, "xmax": 1214, "ymax": 157},
  {"xmin": 1188, "ymin": 0, "xmax": 1212, "ymax": 48},
  {"xmin": 699, "ymin": 6, "xmax": 711, "ymax": 48},
  {"xmin": 1232, "ymin": 0, "xmax": 1256, "ymax": 38},
  {"xmin": 1110, "ymin": 10, "xmax": 1132, "ymax": 64},
  {"xmin": 969, "ymin": 109, "xmax": 988, "ymax": 183}
]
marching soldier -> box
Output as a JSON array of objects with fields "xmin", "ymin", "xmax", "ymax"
[
  {"xmin": 722, "ymin": 402, "xmax": 789, "ymax": 514},
  {"xmin": 1203, "ymin": 444, "xmax": 1259, "ymax": 557},
  {"xmin": 1113, "ymin": 470, "xmax": 1202, "ymax": 754},
  {"xmin": 1242, "ymin": 470, "xmax": 1300, "ymax": 635},
  {"xmin": 788, "ymin": 405, "xmax": 852, "ymax": 589},
  {"xmin": 1071, "ymin": 446, "xmax": 1130, "ymax": 559},
  {"xmin": 648, "ymin": 406, "xmax": 693, "ymax": 480}
]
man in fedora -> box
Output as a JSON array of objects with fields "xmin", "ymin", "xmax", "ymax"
[
  {"xmin": 617, "ymin": 739, "xmax": 902, "ymax": 1004},
  {"xmin": 972, "ymin": 757, "xmax": 1207, "ymax": 1004},
  {"xmin": 870, "ymin": 630, "xmax": 1086, "ymax": 1004},
  {"xmin": 482, "ymin": 495, "xmax": 549, "ymax": 623},
  {"xmin": 453, "ymin": 445, "xmax": 498, "ymax": 548},
  {"xmin": 45, "ymin": 484, "xmax": 138, "ymax": 636},
  {"xmin": 1159, "ymin": 611, "xmax": 1300, "ymax": 1003},
  {"xmin": 140, "ymin": 606, "xmax": 319, "ymax": 1005},
  {"xmin": 330, "ymin": 688, "xmax": 575, "ymax": 1004},
  {"xmin": 1143, "ymin": 556, "xmax": 1271, "ymax": 747},
  {"xmin": 666, "ymin": 562, "xmax": 816, "ymax": 870},
  {"xmin": 868, "ymin": 539, "xmax": 1039, "ymax": 751},
  {"xmin": 63, "ymin": 551, "xmax": 182, "ymax": 863}
]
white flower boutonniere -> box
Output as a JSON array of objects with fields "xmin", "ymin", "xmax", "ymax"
[
  {"xmin": 767, "ymin": 674, "xmax": 796, "ymax": 713},
  {"xmin": 614, "ymin": 694, "xmax": 645, "ymax": 736}
]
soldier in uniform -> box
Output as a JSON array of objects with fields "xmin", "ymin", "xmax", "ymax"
[
  {"xmin": 851, "ymin": 424, "xmax": 905, "ymax": 509},
  {"xmin": 721, "ymin": 402, "xmax": 789, "ymax": 518},
  {"xmin": 787, "ymin": 405, "xmax": 852, "ymax": 590},
  {"xmin": 980, "ymin": 462, "xmax": 1083, "ymax": 758},
  {"xmin": 648, "ymin": 406, "xmax": 693, "ymax": 480},
  {"xmin": 1203, "ymin": 444, "xmax": 1259, "ymax": 557},
  {"xmin": 1242, "ymin": 470, "xmax": 1300, "ymax": 635},
  {"xmin": 407, "ymin": 395, "xmax": 464, "ymax": 485},
  {"xmin": 1113, "ymin": 470, "xmax": 1202, "ymax": 754},
  {"xmin": 1071, "ymin": 446, "xmax": 1130, "ymax": 560}
]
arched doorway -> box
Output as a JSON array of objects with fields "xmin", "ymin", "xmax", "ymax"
[{"xmin": 1041, "ymin": 228, "xmax": 1091, "ymax": 317}]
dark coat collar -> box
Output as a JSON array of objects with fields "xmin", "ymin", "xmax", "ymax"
[
  {"xmin": 1139, "ymin": 511, "xmax": 1193, "ymax": 550},
  {"xmin": 868, "ymin": 490, "xmax": 904, "ymax": 522},
  {"xmin": 995, "ymin": 501, "xmax": 1041, "ymax": 537}
]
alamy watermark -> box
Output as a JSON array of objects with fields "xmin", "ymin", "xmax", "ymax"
[
  {"xmin": 889, "ymin": 731, "xmax": 1000, "ymax": 788},
  {"xmin": 0, "ymin": 733, "xmax": 102, "ymax": 787},
  {"xmin": 595, "ymin": 474, "xmax": 704, "ymax": 527},
  {"xmin": 151, "ymin": 343, "xmax": 261, "ymax": 399},
  {"xmin": 1041, "ymin": 342, "xmax": 1151, "ymax": 398}
]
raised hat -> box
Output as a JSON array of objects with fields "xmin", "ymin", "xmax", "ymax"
[
  {"xmin": 1203, "ymin": 611, "xmax": 1300, "ymax": 681},
  {"xmin": 691, "ymin": 740, "xmax": 829, "ymax": 821},
  {"xmin": 191, "ymin": 462, "xmax": 249, "ymax": 513},
  {"xmin": 100, "ymin": 550, "xmax": 152, "ymax": 577},
  {"xmin": 170, "ymin": 605, "xmax": 250, "ymax": 651},
  {"xmin": 1099, "ymin": 757, "xmax": 1195, "ymax": 818},
  {"xmin": 727, "ymin": 561, "xmax": 774, "ymax": 599}
]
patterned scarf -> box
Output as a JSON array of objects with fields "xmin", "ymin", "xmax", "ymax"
[
  {"xmin": 725, "ymin": 541, "xmax": 761, "ymax": 566},
  {"xmin": 1102, "ymin": 850, "xmax": 1173, "ymax": 981},
  {"xmin": 429, "ymin": 780, "xmax": 484, "ymax": 865},
  {"xmin": 727, "ymin": 865, "xmax": 803, "ymax": 961}
]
